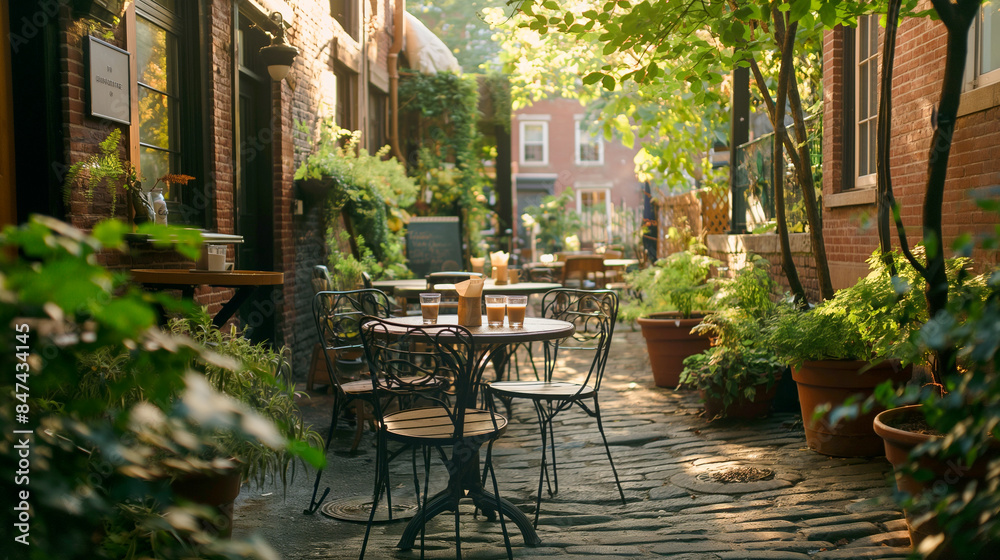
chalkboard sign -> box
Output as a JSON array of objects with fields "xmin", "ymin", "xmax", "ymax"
[{"xmin": 406, "ymin": 217, "xmax": 462, "ymax": 278}]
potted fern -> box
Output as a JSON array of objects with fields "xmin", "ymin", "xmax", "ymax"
[
  {"xmin": 680, "ymin": 255, "xmax": 788, "ymax": 418},
  {"xmin": 764, "ymin": 251, "xmax": 932, "ymax": 456},
  {"xmin": 621, "ymin": 249, "xmax": 721, "ymax": 388}
]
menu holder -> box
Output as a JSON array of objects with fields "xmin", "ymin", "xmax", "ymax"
[{"xmin": 455, "ymin": 277, "xmax": 485, "ymax": 327}]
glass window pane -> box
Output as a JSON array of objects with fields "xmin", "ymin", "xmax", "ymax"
[
  {"xmin": 859, "ymin": 65, "xmax": 868, "ymax": 117},
  {"xmin": 859, "ymin": 122, "xmax": 869, "ymax": 175},
  {"xmin": 860, "ymin": 17, "xmax": 869, "ymax": 59},
  {"xmin": 524, "ymin": 145, "xmax": 543, "ymax": 162},
  {"xmin": 140, "ymin": 146, "xmax": 170, "ymax": 185},
  {"xmin": 984, "ymin": 1, "xmax": 999, "ymax": 73},
  {"xmin": 869, "ymin": 122, "xmax": 877, "ymax": 175},
  {"xmin": 524, "ymin": 124, "xmax": 543, "ymax": 142},
  {"xmin": 870, "ymin": 64, "xmax": 878, "ymax": 115},
  {"xmin": 138, "ymin": 87, "xmax": 173, "ymax": 150},
  {"xmin": 137, "ymin": 16, "xmax": 176, "ymax": 94}
]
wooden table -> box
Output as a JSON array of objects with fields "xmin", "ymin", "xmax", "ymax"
[
  {"xmin": 523, "ymin": 258, "xmax": 639, "ymax": 269},
  {"xmin": 370, "ymin": 315, "xmax": 575, "ymax": 551},
  {"xmin": 129, "ymin": 269, "xmax": 284, "ymax": 328}
]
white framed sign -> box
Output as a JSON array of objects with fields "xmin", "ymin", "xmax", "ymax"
[{"xmin": 87, "ymin": 36, "xmax": 131, "ymax": 125}]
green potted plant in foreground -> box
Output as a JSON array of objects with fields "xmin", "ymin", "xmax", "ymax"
[
  {"xmin": 0, "ymin": 216, "xmax": 323, "ymax": 558},
  {"xmin": 621, "ymin": 241, "xmax": 721, "ymax": 388},
  {"xmin": 764, "ymin": 250, "xmax": 954, "ymax": 457},
  {"xmin": 680, "ymin": 255, "xmax": 788, "ymax": 419}
]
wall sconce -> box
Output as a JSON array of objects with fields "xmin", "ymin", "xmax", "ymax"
[{"xmin": 258, "ymin": 12, "xmax": 299, "ymax": 82}]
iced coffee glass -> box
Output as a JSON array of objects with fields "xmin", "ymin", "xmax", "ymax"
[
  {"xmin": 506, "ymin": 295, "xmax": 528, "ymax": 328},
  {"xmin": 420, "ymin": 293, "xmax": 441, "ymax": 324},
  {"xmin": 485, "ymin": 295, "xmax": 507, "ymax": 327}
]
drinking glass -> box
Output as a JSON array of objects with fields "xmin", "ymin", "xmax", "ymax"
[
  {"xmin": 420, "ymin": 293, "xmax": 441, "ymax": 324},
  {"xmin": 506, "ymin": 295, "xmax": 528, "ymax": 328},
  {"xmin": 485, "ymin": 295, "xmax": 507, "ymax": 327}
]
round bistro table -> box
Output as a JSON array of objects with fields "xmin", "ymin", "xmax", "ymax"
[{"xmin": 368, "ymin": 315, "xmax": 575, "ymax": 551}]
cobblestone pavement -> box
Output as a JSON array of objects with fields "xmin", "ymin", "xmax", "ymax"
[{"xmin": 233, "ymin": 329, "xmax": 912, "ymax": 559}]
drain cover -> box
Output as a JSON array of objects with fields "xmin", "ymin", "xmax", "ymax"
[
  {"xmin": 710, "ymin": 466, "xmax": 774, "ymax": 483},
  {"xmin": 319, "ymin": 496, "xmax": 418, "ymax": 523}
]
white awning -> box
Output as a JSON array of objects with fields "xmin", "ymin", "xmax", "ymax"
[{"xmin": 403, "ymin": 12, "xmax": 461, "ymax": 74}]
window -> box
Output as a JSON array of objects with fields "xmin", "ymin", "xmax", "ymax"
[
  {"xmin": 576, "ymin": 186, "xmax": 612, "ymax": 245},
  {"xmin": 330, "ymin": 0, "xmax": 358, "ymax": 40},
  {"xmin": 575, "ymin": 118, "xmax": 603, "ymax": 165},
  {"xmin": 368, "ymin": 89, "xmax": 387, "ymax": 154},
  {"xmin": 966, "ymin": 1, "xmax": 1000, "ymax": 89},
  {"xmin": 136, "ymin": 0, "xmax": 203, "ymax": 224},
  {"xmin": 335, "ymin": 66, "xmax": 356, "ymax": 131},
  {"xmin": 855, "ymin": 13, "xmax": 878, "ymax": 188},
  {"xmin": 520, "ymin": 120, "xmax": 548, "ymax": 165}
]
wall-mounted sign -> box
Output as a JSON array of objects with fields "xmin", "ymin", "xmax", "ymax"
[{"xmin": 87, "ymin": 36, "xmax": 130, "ymax": 125}]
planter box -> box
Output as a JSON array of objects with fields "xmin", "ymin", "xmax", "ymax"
[{"xmin": 637, "ymin": 313, "xmax": 710, "ymax": 388}]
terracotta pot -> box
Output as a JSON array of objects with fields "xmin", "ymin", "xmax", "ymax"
[
  {"xmin": 700, "ymin": 372, "xmax": 782, "ymax": 419},
  {"xmin": 792, "ymin": 360, "xmax": 912, "ymax": 457},
  {"xmin": 637, "ymin": 313, "xmax": 711, "ymax": 388},
  {"xmin": 874, "ymin": 405, "xmax": 1000, "ymax": 558},
  {"xmin": 171, "ymin": 467, "xmax": 243, "ymax": 538}
]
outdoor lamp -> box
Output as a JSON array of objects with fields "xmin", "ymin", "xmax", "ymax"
[{"xmin": 259, "ymin": 12, "xmax": 299, "ymax": 82}]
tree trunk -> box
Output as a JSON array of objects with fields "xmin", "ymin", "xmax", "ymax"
[
  {"xmin": 919, "ymin": 0, "xmax": 980, "ymax": 385},
  {"xmin": 771, "ymin": 17, "xmax": 807, "ymax": 306},
  {"xmin": 876, "ymin": 0, "xmax": 904, "ymax": 264}
]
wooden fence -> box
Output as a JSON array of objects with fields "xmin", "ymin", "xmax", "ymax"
[{"xmin": 655, "ymin": 188, "xmax": 730, "ymax": 258}]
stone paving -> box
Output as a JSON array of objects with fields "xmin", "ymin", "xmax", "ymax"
[{"xmin": 233, "ymin": 329, "xmax": 913, "ymax": 559}]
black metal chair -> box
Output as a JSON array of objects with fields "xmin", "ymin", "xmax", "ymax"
[
  {"xmin": 487, "ymin": 288, "xmax": 626, "ymax": 527},
  {"xmin": 358, "ymin": 317, "xmax": 513, "ymax": 560},
  {"xmin": 303, "ymin": 289, "xmax": 392, "ymax": 515}
]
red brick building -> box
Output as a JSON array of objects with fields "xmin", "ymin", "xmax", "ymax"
[
  {"xmin": 1, "ymin": 0, "xmax": 405, "ymax": 375},
  {"xmin": 711, "ymin": 8, "xmax": 999, "ymax": 302},
  {"xmin": 511, "ymin": 97, "xmax": 644, "ymax": 253}
]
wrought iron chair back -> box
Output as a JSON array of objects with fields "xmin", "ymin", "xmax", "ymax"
[{"xmin": 540, "ymin": 288, "xmax": 618, "ymax": 394}]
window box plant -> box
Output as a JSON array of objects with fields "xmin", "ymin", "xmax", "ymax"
[
  {"xmin": 622, "ymin": 249, "xmax": 721, "ymax": 388},
  {"xmin": 680, "ymin": 255, "xmax": 788, "ymax": 418}
]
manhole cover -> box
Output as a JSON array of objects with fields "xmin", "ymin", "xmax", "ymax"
[
  {"xmin": 709, "ymin": 466, "xmax": 774, "ymax": 483},
  {"xmin": 319, "ymin": 496, "xmax": 417, "ymax": 523}
]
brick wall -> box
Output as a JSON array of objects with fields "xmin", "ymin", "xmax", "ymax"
[
  {"xmin": 822, "ymin": 13, "xmax": 1000, "ymax": 291},
  {"xmin": 707, "ymin": 233, "xmax": 820, "ymax": 302},
  {"xmin": 52, "ymin": 0, "xmax": 401, "ymax": 380}
]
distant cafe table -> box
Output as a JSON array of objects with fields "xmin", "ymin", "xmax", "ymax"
[
  {"xmin": 129, "ymin": 269, "xmax": 284, "ymax": 328},
  {"xmin": 373, "ymin": 278, "xmax": 563, "ymax": 308},
  {"xmin": 370, "ymin": 314, "xmax": 575, "ymax": 550}
]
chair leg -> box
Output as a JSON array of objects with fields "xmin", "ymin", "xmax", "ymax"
[
  {"xmin": 359, "ymin": 431, "xmax": 388, "ymax": 560},
  {"xmin": 484, "ymin": 440, "xmax": 514, "ymax": 560},
  {"xmin": 531, "ymin": 400, "xmax": 549, "ymax": 528},
  {"xmin": 546, "ymin": 401, "xmax": 560, "ymax": 497},
  {"xmin": 303, "ymin": 393, "xmax": 342, "ymax": 514},
  {"xmin": 593, "ymin": 397, "xmax": 627, "ymax": 505}
]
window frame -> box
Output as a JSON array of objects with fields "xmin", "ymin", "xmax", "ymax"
[
  {"xmin": 965, "ymin": 2, "xmax": 1000, "ymax": 90},
  {"xmin": 854, "ymin": 13, "xmax": 878, "ymax": 190},
  {"xmin": 519, "ymin": 119, "xmax": 549, "ymax": 166},
  {"xmin": 135, "ymin": 0, "xmax": 205, "ymax": 226},
  {"xmin": 574, "ymin": 115, "xmax": 604, "ymax": 166}
]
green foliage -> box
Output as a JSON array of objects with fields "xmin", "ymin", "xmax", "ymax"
[
  {"xmin": 295, "ymin": 121, "xmax": 416, "ymax": 279},
  {"xmin": 680, "ymin": 255, "xmax": 788, "ymax": 418},
  {"xmin": 765, "ymin": 249, "xmax": 985, "ymax": 367},
  {"xmin": 63, "ymin": 128, "xmax": 136, "ymax": 215},
  {"xmin": 621, "ymin": 250, "xmax": 721, "ymax": 320},
  {"xmin": 680, "ymin": 344, "xmax": 785, "ymax": 418},
  {"xmin": 0, "ymin": 216, "xmax": 320, "ymax": 559},
  {"xmin": 520, "ymin": 188, "xmax": 581, "ymax": 254},
  {"xmin": 398, "ymin": 72, "xmax": 491, "ymax": 257}
]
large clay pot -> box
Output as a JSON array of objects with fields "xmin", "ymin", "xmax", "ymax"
[
  {"xmin": 637, "ymin": 313, "xmax": 710, "ymax": 388},
  {"xmin": 171, "ymin": 467, "xmax": 243, "ymax": 538},
  {"xmin": 874, "ymin": 405, "xmax": 1000, "ymax": 558},
  {"xmin": 792, "ymin": 360, "xmax": 912, "ymax": 457}
]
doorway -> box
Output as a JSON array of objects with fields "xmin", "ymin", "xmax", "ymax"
[{"xmin": 236, "ymin": 12, "xmax": 275, "ymax": 343}]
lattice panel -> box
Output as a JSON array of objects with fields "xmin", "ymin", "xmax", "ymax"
[{"xmin": 699, "ymin": 189, "xmax": 730, "ymax": 235}]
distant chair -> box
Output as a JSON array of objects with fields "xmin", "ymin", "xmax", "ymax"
[
  {"xmin": 560, "ymin": 255, "xmax": 608, "ymax": 289},
  {"xmin": 488, "ymin": 289, "xmax": 626, "ymax": 527}
]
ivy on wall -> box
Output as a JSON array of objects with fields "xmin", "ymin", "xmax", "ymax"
[{"xmin": 398, "ymin": 72, "xmax": 491, "ymax": 260}]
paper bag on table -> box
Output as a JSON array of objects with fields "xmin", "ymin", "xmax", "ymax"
[
  {"xmin": 490, "ymin": 251, "xmax": 510, "ymax": 285},
  {"xmin": 455, "ymin": 277, "xmax": 484, "ymax": 327}
]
